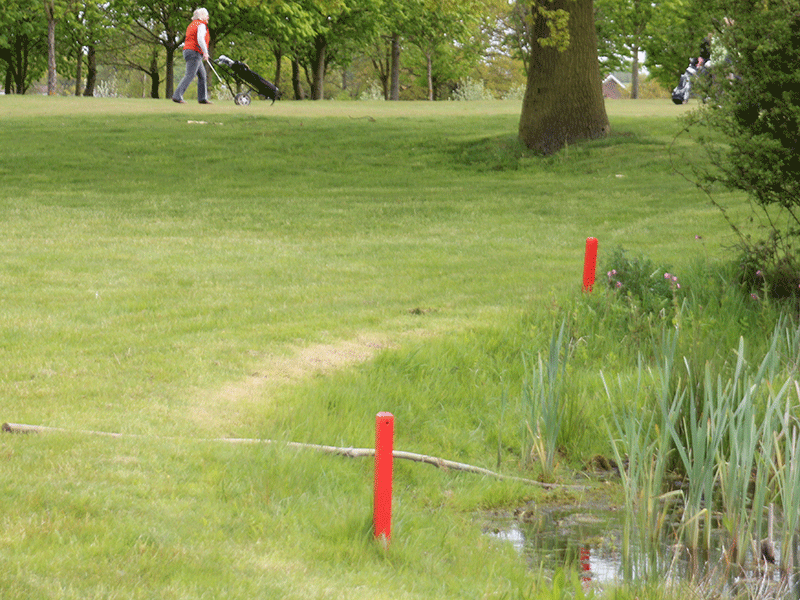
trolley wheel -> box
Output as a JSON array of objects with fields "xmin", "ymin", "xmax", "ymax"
[{"xmin": 234, "ymin": 93, "xmax": 251, "ymax": 106}]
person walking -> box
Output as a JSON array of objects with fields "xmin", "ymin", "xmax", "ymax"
[{"xmin": 173, "ymin": 8, "xmax": 212, "ymax": 104}]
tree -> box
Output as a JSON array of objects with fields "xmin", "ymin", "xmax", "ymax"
[
  {"xmin": 403, "ymin": 0, "xmax": 484, "ymax": 101},
  {"xmin": 229, "ymin": 0, "xmax": 316, "ymax": 93},
  {"xmin": 57, "ymin": 0, "xmax": 107, "ymax": 96},
  {"xmin": 685, "ymin": 0, "xmax": 800, "ymax": 297},
  {"xmin": 1, "ymin": 0, "xmax": 48, "ymax": 93},
  {"xmin": 110, "ymin": 0, "xmax": 188, "ymax": 99},
  {"xmin": 518, "ymin": 0, "xmax": 609, "ymax": 155},
  {"xmin": 501, "ymin": 1, "xmax": 533, "ymax": 76},
  {"xmin": 44, "ymin": 0, "xmax": 57, "ymax": 93},
  {"xmin": 640, "ymin": 0, "xmax": 711, "ymax": 92},
  {"xmin": 369, "ymin": 0, "xmax": 402, "ymax": 100},
  {"xmin": 294, "ymin": 0, "xmax": 383, "ymax": 100},
  {"xmin": 594, "ymin": 0, "xmax": 654, "ymax": 97}
]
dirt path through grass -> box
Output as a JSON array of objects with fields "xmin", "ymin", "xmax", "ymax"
[{"xmin": 189, "ymin": 333, "xmax": 400, "ymax": 434}]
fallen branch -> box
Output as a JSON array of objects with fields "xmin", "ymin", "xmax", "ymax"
[{"xmin": 2, "ymin": 422, "xmax": 585, "ymax": 491}]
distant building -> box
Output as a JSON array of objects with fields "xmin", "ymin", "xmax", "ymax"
[{"xmin": 602, "ymin": 75, "xmax": 628, "ymax": 99}]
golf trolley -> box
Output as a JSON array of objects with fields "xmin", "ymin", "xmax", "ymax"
[{"xmin": 213, "ymin": 55, "xmax": 281, "ymax": 106}]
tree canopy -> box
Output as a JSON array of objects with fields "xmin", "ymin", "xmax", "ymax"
[{"xmin": 1, "ymin": 0, "xmax": 689, "ymax": 100}]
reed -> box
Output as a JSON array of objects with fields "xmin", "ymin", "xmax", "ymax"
[
  {"xmin": 604, "ymin": 362, "xmax": 680, "ymax": 582},
  {"xmin": 521, "ymin": 321, "xmax": 568, "ymax": 480},
  {"xmin": 770, "ymin": 386, "xmax": 800, "ymax": 572},
  {"xmin": 605, "ymin": 320, "xmax": 800, "ymax": 584},
  {"xmin": 664, "ymin": 360, "xmax": 726, "ymax": 557}
]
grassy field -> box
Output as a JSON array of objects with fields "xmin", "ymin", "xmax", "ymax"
[{"xmin": 0, "ymin": 96, "xmax": 769, "ymax": 599}]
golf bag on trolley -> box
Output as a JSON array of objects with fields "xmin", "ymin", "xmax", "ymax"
[
  {"xmin": 214, "ymin": 55, "xmax": 281, "ymax": 106},
  {"xmin": 672, "ymin": 58, "xmax": 699, "ymax": 105}
]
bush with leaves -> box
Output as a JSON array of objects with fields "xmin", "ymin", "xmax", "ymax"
[
  {"xmin": 603, "ymin": 247, "xmax": 679, "ymax": 314},
  {"xmin": 683, "ymin": 0, "xmax": 800, "ymax": 300},
  {"xmin": 450, "ymin": 78, "xmax": 495, "ymax": 101}
]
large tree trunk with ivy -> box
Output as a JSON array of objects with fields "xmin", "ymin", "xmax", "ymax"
[{"xmin": 519, "ymin": 0, "xmax": 609, "ymax": 155}]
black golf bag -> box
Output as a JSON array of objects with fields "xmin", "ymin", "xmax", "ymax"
[
  {"xmin": 672, "ymin": 58, "xmax": 699, "ymax": 105},
  {"xmin": 214, "ymin": 55, "xmax": 281, "ymax": 106}
]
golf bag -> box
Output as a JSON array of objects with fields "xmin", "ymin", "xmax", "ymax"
[
  {"xmin": 672, "ymin": 59, "xmax": 699, "ymax": 105},
  {"xmin": 214, "ymin": 55, "xmax": 281, "ymax": 105}
]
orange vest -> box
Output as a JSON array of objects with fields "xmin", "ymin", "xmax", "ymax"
[{"xmin": 184, "ymin": 19, "xmax": 210, "ymax": 54}]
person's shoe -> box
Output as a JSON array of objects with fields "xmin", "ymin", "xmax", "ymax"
[
  {"xmin": 172, "ymin": 98, "xmax": 186, "ymax": 104},
  {"xmin": 199, "ymin": 100, "xmax": 213, "ymax": 104}
]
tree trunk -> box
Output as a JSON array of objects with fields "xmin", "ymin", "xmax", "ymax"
[
  {"xmin": 148, "ymin": 48, "xmax": 160, "ymax": 98},
  {"xmin": 165, "ymin": 45, "xmax": 176, "ymax": 100},
  {"xmin": 46, "ymin": 1, "xmax": 57, "ymax": 95},
  {"xmin": 311, "ymin": 34, "xmax": 326, "ymax": 100},
  {"xmin": 631, "ymin": 45, "xmax": 639, "ymax": 99},
  {"xmin": 273, "ymin": 46, "xmax": 283, "ymax": 89},
  {"xmin": 9, "ymin": 37, "xmax": 28, "ymax": 93},
  {"xmin": 83, "ymin": 44, "xmax": 96, "ymax": 97},
  {"xmin": 389, "ymin": 33, "xmax": 400, "ymax": 101},
  {"xmin": 291, "ymin": 57, "xmax": 305, "ymax": 100},
  {"xmin": 519, "ymin": 0, "xmax": 610, "ymax": 155},
  {"xmin": 75, "ymin": 50, "xmax": 82, "ymax": 96},
  {"xmin": 426, "ymin": 50, "xmax": 433, "ymax": 101}
]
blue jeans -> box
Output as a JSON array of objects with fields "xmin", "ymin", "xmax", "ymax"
[{"xmin": 173, "ymin": 50, "xmax": 207, "ymax": 102}]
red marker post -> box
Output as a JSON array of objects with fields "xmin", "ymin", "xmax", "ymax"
[
  {"xmin": 373, "ymin": 412, "xmax": 394, "ymax": 546},
  {"xmin": 583, "ymin": 237, "xmax": 598, "ymax": 292}
]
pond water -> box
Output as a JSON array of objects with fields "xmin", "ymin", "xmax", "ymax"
[
  {"xmin": 484, "ymin": 505, "xmax": 630, "ymax": 585},
  {"xmin": 483, "ymin": 504, "xmax": 800, "ymax": 598}
]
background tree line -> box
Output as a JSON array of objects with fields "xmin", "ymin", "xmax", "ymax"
[{"xmin": 1, "ymin": 0, "xmax": 702, "ymax": 100}]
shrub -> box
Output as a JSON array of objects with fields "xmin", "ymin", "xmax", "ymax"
[
  {"xmin": 602, "ymin": 247, "xmax": 678, "ymax": 313},
  {"xmin": 451, "ymin": 78, "xmax": 495, "ymax": 101},
  {"xmin": 736, "ymin": 237, "xmax": 800, "ymax": 301},
  {"xmin": 685, "ymin": 0, "xmax": 800, "ymax": 301},
  {"xmin": 358, "ymin": 81, "xmax": 385, "ymax": 101}
]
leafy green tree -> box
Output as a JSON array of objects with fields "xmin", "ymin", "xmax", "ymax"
[
  {"xmin": 57, "ymin": 0, "xmax": 107, "ymax": 95},
  {"xmin": 685, "ymin": 0, "xmax": 800, "ymax": 297},
  {"xmin": 518, "ymin": 0, "xmax": 609, "ymax": 154},
  {"xmin": 500, "ymin": 1, "xmax": 533, "ymax": 76},
  {"xmin": 640, "ymin": 0, "xmax": 711, "ymax": 91},
  {"xmin": 369, "ymin": 0, "xmax": 405, "ymax": 100},
  {"xmin": 109, "ymin": 0, "xmax": 189, "ymax": 99},
  {"xmin": 594, "ymin": 0, "xmax": 654, "ymax": 97},
  {"xmin": 403, "ymin": 0, "xmax": 484, "ymax": 101},
  {"xmin": 300, "ymin": 0, "xmax": 383, "ymax": 100},
  {"xmin": 230, "ymin": 0, "xmax": 316, "ymax": 91},
  {"xmin": 0, "ymin": 0, "xmax": 48, "ymax": 93}
]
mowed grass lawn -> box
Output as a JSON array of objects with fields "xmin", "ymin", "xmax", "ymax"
[{"xmin": 0, "ymin": 96, "xmax": 738, "ymax": 599}]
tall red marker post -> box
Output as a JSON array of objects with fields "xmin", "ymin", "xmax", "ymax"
[
  {"xmin": 373, "ymin": 412, "xmax": 394, "ymax": 547},
  {"xmin": 583, "ymin": 237, "xmax": 598, "ymax": 292}
]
